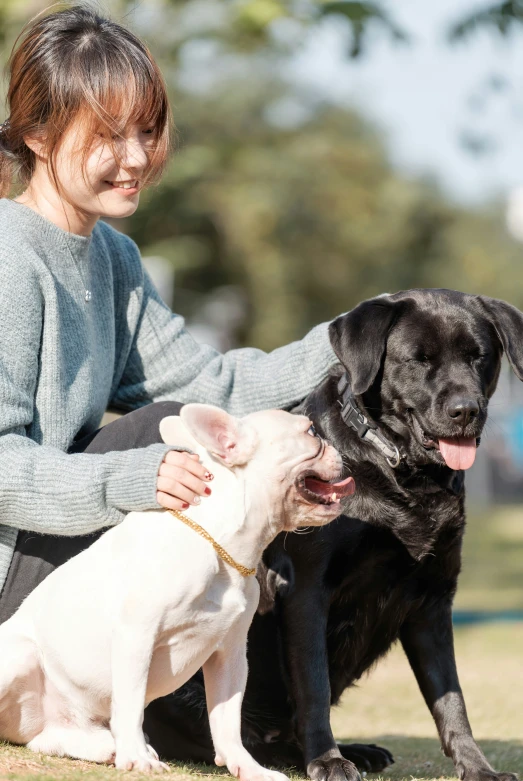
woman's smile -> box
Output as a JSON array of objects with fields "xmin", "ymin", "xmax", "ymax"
[{"xmin": 103, "ymin": 178, "xmax": 140, "ymax": 194}]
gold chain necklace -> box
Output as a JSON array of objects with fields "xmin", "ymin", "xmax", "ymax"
[{"xmin": 168, "ymin": 509, "xmax": 256, "ymax": 578}]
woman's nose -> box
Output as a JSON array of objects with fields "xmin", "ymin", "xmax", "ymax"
[{"xmin": 121, "ymin": 136, "xmax": 148, "ymax": 171}]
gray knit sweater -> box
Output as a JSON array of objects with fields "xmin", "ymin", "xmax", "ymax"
[{"xmin": 0, "ymin": 198, "xmax": 337, "ymax": 594}]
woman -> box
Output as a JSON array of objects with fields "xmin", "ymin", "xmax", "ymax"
[{"xmin": 0, "ymin": 4, "xmax": 339, "ymax": 622}]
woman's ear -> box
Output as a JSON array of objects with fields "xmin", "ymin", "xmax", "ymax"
[
  {"xmin": 180, "ymin": 404, "xmax": 258, "ymax": 466},
  {"xmin": 23, "ymin": 132, "xmax": 48, "ymax": 160}
]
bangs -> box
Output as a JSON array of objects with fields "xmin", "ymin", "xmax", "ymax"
[
  {"xmin": 78, "ymin": 53, "xmax": 169, "ymax": 136},
  {"xmin": 50, "ymin": 29, "xmax": 173, "ymax": 192}
]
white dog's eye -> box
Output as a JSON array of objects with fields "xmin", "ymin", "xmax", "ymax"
[{"xmin": 307, "ymin": 424, "xmax": 318, "ymax": 437}]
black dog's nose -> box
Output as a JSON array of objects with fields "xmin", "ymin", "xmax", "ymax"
[{"xmin": 446, "ymin": 397, "xmax": 479, "ymax": 427}]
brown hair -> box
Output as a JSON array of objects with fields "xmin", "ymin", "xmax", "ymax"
[{"xmin": 0, "ymin": 3, "xmax": 172, "ymax": 200}]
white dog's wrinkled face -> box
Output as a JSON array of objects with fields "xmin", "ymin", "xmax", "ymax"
[
  {"xmin": 244, "ymin": 409, "xmax": 355, "ymax": 530},
  {"xmin": 177, "ymin": 405, "xmax": 355, "ymax": 531}
]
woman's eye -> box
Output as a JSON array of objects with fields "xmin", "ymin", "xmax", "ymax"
[{"xmin": 307, "ymin": 424, "xmax": 318, "ymax": 437}]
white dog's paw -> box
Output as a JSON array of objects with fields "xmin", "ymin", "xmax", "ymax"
[
  {"xmin": 27, "ymin": 726, "xmax": 116, "ymax": 764},
  {"xmin": 115, "ymin": 756, "xmax": 168, "ymax": 772},
  {"xmin": 253, "ymin": 770, "xmax": 289, "ymax": 781},
  {"xmin": 115, "ymin": 744, "xmax": 169, "ymax": 772},
  {"xmin": 230, "ymin": 761, "xmax": 289, "ymax": 781},
  {"xmin": 146, "ymin": 744, "xmax": 162, "ymax": 762}
]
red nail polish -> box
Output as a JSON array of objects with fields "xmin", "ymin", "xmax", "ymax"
[
  {"xmin": 204, "ymin": 472, "xmax": 214, "ymax": 481},
  {"xmin": 182, "ymin": 502, "xmax": 189, "ymax": 509},
  {"xmin": 204, "ymin": 487, "xmax": 212, "ymax": 496}
]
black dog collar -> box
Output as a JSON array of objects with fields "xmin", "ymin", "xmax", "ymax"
[{"xmin": 337, "ymin": 373, "xmax": 401, "ymax": 468}]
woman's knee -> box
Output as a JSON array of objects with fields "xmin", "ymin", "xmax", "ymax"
[{"xmin": 73, "ymin": 401, "xmax": 185, "ymax": 455}]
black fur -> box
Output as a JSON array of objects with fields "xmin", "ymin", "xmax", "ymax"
[{"xmin": 144, "ymin": 289, "xmax": 521, "ymax": 781}]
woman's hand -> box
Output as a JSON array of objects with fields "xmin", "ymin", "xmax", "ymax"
[{"xmin": 157, "ymin": 450, "xmax": 213, "ymax": 511}]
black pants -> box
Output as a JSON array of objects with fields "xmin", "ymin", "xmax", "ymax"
[{"xmin": 0, "ymin": 401, "xmax": 184, "ymax": 625}]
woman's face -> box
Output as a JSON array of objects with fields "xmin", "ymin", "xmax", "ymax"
[{"xmin": 54, "ymin": 119, "xmax": 155, "ymax": 220}]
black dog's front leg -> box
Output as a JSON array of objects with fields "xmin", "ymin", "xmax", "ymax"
[
  {"xmin": 401, "ymin": 602, "xmax": 517, "ymax": 781},
  {"xmin": 281, "ymin": 582, "xmax": 360, "ymax": 781},
  {"xmin": 280, "ymin": 575, "xmax": 392, "ymax": 781}
]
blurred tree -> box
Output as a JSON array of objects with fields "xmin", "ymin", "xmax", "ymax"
[
  {"xmin": 131, "ymin": 83, "xmax": 522, "ymax": 350},
  {"xmin": 448, "ymin": 1, "xmax": 523, "ymax": 42},
  {"xmin": 1, "ymin": 0, "xmax": 522, "ymax": 351}
]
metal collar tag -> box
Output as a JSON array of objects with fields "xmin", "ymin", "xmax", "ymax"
[{"xmin": 337, "ymin": 373, "xmax": 401, "ymax": 468}]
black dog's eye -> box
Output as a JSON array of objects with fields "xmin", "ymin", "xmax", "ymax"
[
  {"xmin": 466, "ymin": 353, "xmax": 489, "ymax": 367},
  {"xmin": 407, "ymin": 354, "xmax": 430, "ymax": 364},
  {"xmin": 307, "ymin": 424, "xmax": 318, "ymax": 437}
]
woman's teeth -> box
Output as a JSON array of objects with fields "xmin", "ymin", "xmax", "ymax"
[{"xmin": 107, "ymin": 180, "xmax": 138, "ymax": 189}]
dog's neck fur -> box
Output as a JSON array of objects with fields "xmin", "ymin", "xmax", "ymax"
[{"xmin": 162, "ymin": 420, "xmax": 284, "ymax": 574}]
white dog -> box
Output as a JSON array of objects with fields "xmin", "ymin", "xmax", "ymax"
[{"xmin": 0, "ymin": 404, "xmax": 355, "ymax": 778}]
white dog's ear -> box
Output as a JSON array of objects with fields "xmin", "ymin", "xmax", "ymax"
[
  {"xmin": 159, "ymin": 416, "xmax": 197, "ymax": 451},
  {"xmin": 180, "ymin": 404, "xmax": 258, "ymax": 466}
]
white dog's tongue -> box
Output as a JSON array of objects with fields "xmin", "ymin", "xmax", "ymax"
[
  {"xmin": 304, "ymin": 474, "xmax": 356, "ymax": 498},
  {"xmin": 438, "ymin": 438, "xmax": 477, "ymax": 470}
]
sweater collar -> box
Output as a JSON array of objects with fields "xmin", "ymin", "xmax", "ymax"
[{"xmin": 0, "ymin": 198, "xmax": 94, "ymax": 260}]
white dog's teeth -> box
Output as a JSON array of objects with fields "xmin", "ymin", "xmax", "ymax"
[{"xmin": 332, "ymin": 492, "xmax": 337, "ymax": 502}]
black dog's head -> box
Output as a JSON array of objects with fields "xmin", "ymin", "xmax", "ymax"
[{"xmin": 329, "ymin": 289, "xmax": 523, "ymax": 470}]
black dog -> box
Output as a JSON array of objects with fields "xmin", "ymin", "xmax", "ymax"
[{"xmin": 144, "ymin": 289, "xmax": 521, "ymax": 781}]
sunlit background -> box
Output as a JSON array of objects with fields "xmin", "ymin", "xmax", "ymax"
[{"xmin": 1, "ymin": 2, "xmax": 522, "ymax": 774}]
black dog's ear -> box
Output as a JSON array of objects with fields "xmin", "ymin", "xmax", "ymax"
[
  {"xmin": 478, "ymin": 296, "xmax": 523, "ymax": 382},
  {"xmin": 329, "ymin": 297, "xmax": 403, "ymax": 395}
]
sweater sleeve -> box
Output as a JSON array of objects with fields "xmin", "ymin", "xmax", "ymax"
[
  {"xmin": 111, "ymin": 242, "xmax": 338, "ymax": 416},
  {"xmin": 0, "ymin": 258, "xmax": 175, "ymax": 536}
]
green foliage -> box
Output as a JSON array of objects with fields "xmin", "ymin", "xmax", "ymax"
[
  {"xmin": 131, "ymin": 83, "xmax": 523, "ymax": 349},
  {"xmin": 318, "ymin": 1, "xmax": 409, "ymax": 57},
  {"xmin": 155, "ymin": 0, "xmax": 408, "ymax": 56},
  {"xmin": 448, "ymin": 0, "xmax": 523, "ymax": 42}
]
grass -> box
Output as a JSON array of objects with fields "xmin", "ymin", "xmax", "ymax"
[
  {"xmin": 456, "ymin": 504, "xmax": 523, "ymax": 611},
  {"xmin": 331, "ymin": 623, "xmax": 523, "ymax": 778},
  {"xmin": 1, "ymin": 507, "xmax": 522, "ymax": 781}
]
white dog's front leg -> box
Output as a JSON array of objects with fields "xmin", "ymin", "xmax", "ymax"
[
  {"xmin": 110, "ymin": 622, "xmax": 168, "ymax": 773},
  {"xmin": 203, "ymin": 626, "xmax": 288, "ymax": 781}
]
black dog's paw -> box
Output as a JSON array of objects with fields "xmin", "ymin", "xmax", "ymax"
[
  {"xmin": 308, "ymin": 756, "xmax": 361, "ymax": 781},
  {"xmin": 338, "ymin": 743, "xmax": 394, "ymax": 772}
]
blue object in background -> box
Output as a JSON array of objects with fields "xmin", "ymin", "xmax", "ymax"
[
  {"xmin": 502, "ymin": 407, "xmax": 523, "ymax": 469},
  {"xmin": 453, "ymin": 610, "xmax": 523, "ymax": 626}
]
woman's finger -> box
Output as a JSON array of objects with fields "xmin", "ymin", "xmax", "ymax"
[
  {"xmin": 157, "ymin": 475, "xmax": 207, "ymax": 505},
  {"xmin": 157, "ymin": 491, "xmax": 193, "ymax": 511},
  {"xmin": 158, "ymin": 464, "xmax": 211, "ymax": 497},
  {"xmin": 162, "ymin": 450, "xmax": 213, "ymax": 481}
]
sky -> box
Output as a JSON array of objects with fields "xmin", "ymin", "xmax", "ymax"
[{"xmin": 288, "ymin": 0, "xmax": 523, "ymax": 207}]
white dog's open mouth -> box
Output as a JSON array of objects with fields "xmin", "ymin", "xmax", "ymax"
[{"xmin": 297, "ymin": 473, "xmax": 356, "ymax": 506}]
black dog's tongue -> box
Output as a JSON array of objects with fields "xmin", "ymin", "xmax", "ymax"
[
  {"xmin": 438, "ymin": 438, "xmax": 476, "ymax": 470},
  {"xmin": 304, "ymin": 475, "xmax": 356, "ymax": 499}
]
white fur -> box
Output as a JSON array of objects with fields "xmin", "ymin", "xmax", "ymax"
[{"xmin": 0, "ymin": 405, "xmax": 344, "ymax": 778}]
